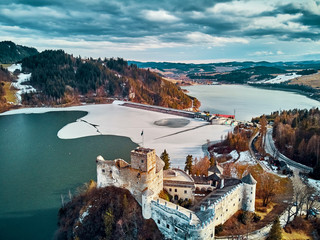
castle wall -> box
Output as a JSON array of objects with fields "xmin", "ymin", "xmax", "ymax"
[
  {"xmin": 151, "ymin": 198, "xmax": 216, "ymax": 240},
  {"xmin": 97, "ymin": 158, "xmax": 162, "ymax": 205},
  {"xmin": 213, "ymin": 184, "xmax": 244, "ymax": 226}
]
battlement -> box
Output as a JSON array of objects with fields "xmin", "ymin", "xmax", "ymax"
[{"xmin": 132, "ymin": 147, "xmax": 154, "ymax": 154}]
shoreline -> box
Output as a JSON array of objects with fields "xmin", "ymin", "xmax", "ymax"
[{"xmin": 0, "ymin": 101, "xmax": 232, "ymax": 168}]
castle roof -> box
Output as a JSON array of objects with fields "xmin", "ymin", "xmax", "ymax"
[
  {"xmin": 156, "ymin": 156, "xmax": 165, "ymax": 173},
  {"xmin": 207, "ymin": 172, "xmax": 221, "ymax": 181},
  {"xmin": 164, "ymin": 168, "xmax": 194, "ymax": 182},
  {"xmin": 208, "ymin": 164, "xmax": 223, "ymax": 175},
  {"xmin": 241, "ymin": 173, "xmax": 257, "ymax": 185}
]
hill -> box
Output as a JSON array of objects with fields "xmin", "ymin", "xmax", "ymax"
[
  {"xmin": 0, "ymin": 41, "xmax": 38, "ymax": 64},
  {"xmin": 20, "ymin": 50, "xmax": 199, "ymax": 109},
  {"xmin": 56, "ymin": 185, "xmax": 163, "ymax": 240}
]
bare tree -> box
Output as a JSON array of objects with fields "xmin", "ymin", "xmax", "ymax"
[
  {"xmin": 305, "ymin": 186, "xmax": 317, "ymax": 219},
  {"xmin": 258, "ymin": 173, "xmax": 278, "ymax": 207},
  {"xmin": 259, "ymin": 115, "xmax": 268, "ymax": 151}
]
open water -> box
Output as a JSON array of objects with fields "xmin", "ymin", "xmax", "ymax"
[
  {"xmin": 183, "ymin": 84, "xmax": 319, "ymax": 121},
  {"xmin": 0, "ymin": 111, "xmax": 137, "ymax": 240}
]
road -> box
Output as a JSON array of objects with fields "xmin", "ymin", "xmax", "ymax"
[{"xmin": 265, "ymin": 128, "xmax": 313, "ymax": 173}]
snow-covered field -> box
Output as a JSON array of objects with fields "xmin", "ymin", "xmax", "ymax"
[
  {"xmin": 256, "ymin": 73, "xmax": 301, "ymax": 84},
  {"xmin": 0, "ymin": 101, "xmax": 232, "ymax": 168},
  {"xmin": 7, "ymin": 64, "xmax": 36, "ymax": 103}
]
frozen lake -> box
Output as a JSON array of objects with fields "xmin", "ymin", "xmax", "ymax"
[{"xmin": 183, "ymin": 84, "xmax": 319, "ymax": 121}]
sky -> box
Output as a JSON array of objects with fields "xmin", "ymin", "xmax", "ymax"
[{"xmin": 1, "ymin": 0, "xmax": 320, "ymax": 63}]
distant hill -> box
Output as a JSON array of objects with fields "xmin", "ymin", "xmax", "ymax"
[
  {"xmin": 0, "ymin": 41, "xmax": 39, "ymax": 64},
  {"xmin": 21, "ymin": 50, "xmax": 199, "ymax": 109}
]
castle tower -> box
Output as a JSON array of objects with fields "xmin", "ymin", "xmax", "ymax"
[
  {"xmin": 131, "ymin": 147, "xmax": 156, "ymax": 173},
  {"xmin": 241, "ymin": 173, "xmax": 257, "ymax": 212}
]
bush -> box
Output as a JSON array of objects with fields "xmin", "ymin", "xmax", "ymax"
[
  {"xmin": 238, "ymin": 211, "xmax": 251, "ymax": 225},
  {"xmin": 158, "ymin": 189, "xmax": 172, "ymax": 202},
  {"xmin": 253, "ymin": 213, "xmax": 261, "ymax": 223},
  {"xmin": 215, "ymin": 224, "xmax": 224, "ymax": 235}
]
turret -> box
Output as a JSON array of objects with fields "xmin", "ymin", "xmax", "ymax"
[
  {"xmin": 241, "ymin": 173, "xmax": 257, "ymax": 212},
  {"xmin": 131, "ymin": 147, "xmax": 156, "ymax": 173}
]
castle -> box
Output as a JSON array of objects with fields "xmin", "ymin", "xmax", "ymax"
[{"xmin": 96, "ymin": 147, "xmax": 256, "ymax": 239}]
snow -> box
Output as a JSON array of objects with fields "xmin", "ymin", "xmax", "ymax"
[
  {"xmin": 0, "ymin": 102, "xmax": 232, "ymax": 168},
  {"xmin": 255, "ymin": 73, "xmax": 301, "ymax": 84},
  {"xmin": 237, "ymin": 151, "xmax": 256, "ymax": 165},
  {"xmin": 79, "ymin": 205, "xmax": 92, "ymax": 223},
  {"xmin": 307, "ymin": 178, "xmax": 320, "ymax": 194},
  {"xmin": 7, "ymin": 64, "xmax": 22, "ymax": 73},
  {"xmin": 229, "ymin": 150, "xmax": 239, "ymax": 160},
  {"xmin": 6, "ymin": 64, "xmax": 36, "ymax": 103},
  {"xmin": 12, "ymin": 73, "xmax": 36, "ymax": 103}
]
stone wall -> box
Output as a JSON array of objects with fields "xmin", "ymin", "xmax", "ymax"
[
  {"xmin": 214, "ymin": 184, "xmax": 244, "ymax": 226},
  {"xmin": 96, "ymin": 157, "xmax": 162, "ymax": 205},
  {"xmin": 151, "ymin": 198, "xmax": 216, "ymax": 240}
]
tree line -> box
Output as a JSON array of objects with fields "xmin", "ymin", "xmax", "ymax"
[
  {"xmin": 254, "ymin": 108, "xmax": 320, "ymax": 177},
  {"xmin": 20, "ymin": 50, "xmax": 198, "ymax": 109}
]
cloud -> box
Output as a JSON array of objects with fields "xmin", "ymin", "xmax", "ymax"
[
  {"xmin": 186, "ymin": 32, "xmax": 249, "ymax": 46},
  {"xmin": 0, "ymin": 0, "xmax": 320, "ymax": 61},
  {"xmin": 142, "ymin": 9, "xmax": 179, "ymax": 22}
]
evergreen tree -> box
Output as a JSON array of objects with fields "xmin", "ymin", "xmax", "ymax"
[
  {"xmin": 184, "ymin": 155, "xmax": 193, "ymax": 174},
  {"xmin": 160, "ymin": 149, "xmax": 170, "ymax": 170},
  {"xmin": 267, "ymin": 217, "xmax": 282, "ymax": 240},
  {"xmin": 104, "ymin": 208, "xmax": 114, "ymax": 239}
]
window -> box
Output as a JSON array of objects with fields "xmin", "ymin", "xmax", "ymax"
[
  {"xmin": 250, "ymin": 200, "xmax": 252, "ymax": 203},
  {"xmin": 141, "ymin": 160, "xmax": 144, "ymax": 163},
  {"xmin": 167, "ymin": 224, "xmax": 170, "ymax": 229},
  {"xmin": 169, "ymin": 188, "xmax": 172, "ymax": 192},
  {"xmin": 251, "ymin": 192, "xmax": 253, "ymax": 194},
  {"xmin": 157, "ymin": 219, "xmax": 160, "ymax": 224},
  {"xmin": 102, "ymin": 169, "xmax": 105, "ymax": 173},
  {"xmin": 184, "ymin": 190, "xmax": 187, "ymax": 194},
  {"xmin": 226, "ymin": 209, "xmax": 228, "ymax": 212},
  {"xmin": 175, "ymin": 189, "xmax": 177, "ymax": 192},
  {"xmin": 174, "ymin": 195, "xmax": 178, "ymax": 200},
  {"xmin": 175, "ymin": 228, "xmax": 178, "ymax": 233},
  {"xmin": 239, "ymin": 198, "xmax": 241, "ymax": 201}
]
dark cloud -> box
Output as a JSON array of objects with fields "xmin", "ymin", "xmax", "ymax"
[{"xmin": 1, "ymin": 0, "xmax": 320, "ymax": 47}]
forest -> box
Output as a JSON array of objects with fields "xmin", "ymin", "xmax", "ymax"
[
  {"xmin": 254, "ymin": 108, "xmax": 320, "ymax": 170},
  {"xmin": 188, "ymin": 66, "xmax": 287, "ymax": 83},
  {"xmin": 21, "ymin": 50, "xmax": 199, "ymax": 109},
  {"xmin": 0, "ymin": 41, "xmax": 38, "ymax": 63}
]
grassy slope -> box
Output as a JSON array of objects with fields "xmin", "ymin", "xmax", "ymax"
[
  {"xmin": 4, "ymin": 82, "xmax": 17, "ymax": 103},
  {"xmin": 289, "ymin": 70, "xmax": 320, "ymax": 89}
]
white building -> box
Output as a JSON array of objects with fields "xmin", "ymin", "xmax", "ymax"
[{"xmin": 96, "ymin": 147, "xmax": 256, "ymax": 239}]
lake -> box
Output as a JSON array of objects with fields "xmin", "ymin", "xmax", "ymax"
[
  {"xmin": 0, "ymin": 111, "xmax": 138, "ymax": 240},
  {"xmin": 183, "ymin": 84, "xmax": 319, "ymax": 121},
  {"xmin": 0, "ymin": 85, "xmax": 319, "ymax": 239}
]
